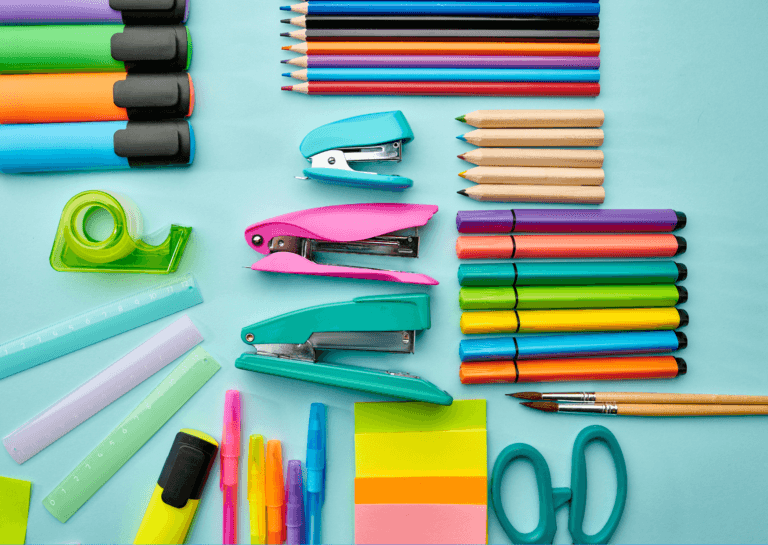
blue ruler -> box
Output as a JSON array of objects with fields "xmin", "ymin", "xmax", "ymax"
[{"xmin": 0, "ymin": 274, "xmax": 203, "ymax": 381}]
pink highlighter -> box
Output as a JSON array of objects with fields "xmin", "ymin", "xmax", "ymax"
[{"xmin": 221, "ymin": 390, "xmax": 241, "ymax": 544}]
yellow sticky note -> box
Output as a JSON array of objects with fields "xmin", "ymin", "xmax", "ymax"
[
  {"xmin": 0, "ymin": 476, "xmax": 32, "ymax": 545},
  {"xmin": 355, "ymin": 429, "xmax": 487, "ymax": 478}
]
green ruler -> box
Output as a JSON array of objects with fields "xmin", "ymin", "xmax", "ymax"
[{"xmin": 43, "ymin": 346, "xmax": 220, "ymax": 523}]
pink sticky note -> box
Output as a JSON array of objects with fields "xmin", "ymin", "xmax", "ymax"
[{"xmin": 354, "ymin": 503, "xmax": 487, "ymax": 544}]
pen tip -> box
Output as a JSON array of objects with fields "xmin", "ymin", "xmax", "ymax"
[
  {"xmin": 455, "ymin": 115, "xmax": 466, "ymax": 123},
  {"xmin": 281, "ymin": 86, "xmax": 293, "ymax": 91},
  {"xmin": 281, "ymin": 45, "xmax": 291, "ymax": 50},
  {"xmin": 458, "ymin": 170, "xmax": 467, "ymax": 179},
  {"xmin": 457, "ymin": 190, "xmax": 467, "ymax": 196},
  {"xmin": 509, "ymin": 392, "xmax": 543, "ymax": 400},
  {"xmin": 457, "ymin": 154, "xmax": 466, "ymax": 160},
  {"xmin": 456, "ymin": 135, "xmax": 466, "ymax": 141},
  {"xmin": 280, "ymin": 32, "xmax": 289, "ymax": 37}
]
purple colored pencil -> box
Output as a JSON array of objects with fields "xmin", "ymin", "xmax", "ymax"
[
  {"xmin": 456, "ymin": 209, "xmax": 688, "ymax": 234},
  {"xmin": 285, "ymin": 54, "xmax": 600, "ymax": 69},
  {"xmin": 0, "ymin": 0, "xmax": 189, "ymax": 24}
]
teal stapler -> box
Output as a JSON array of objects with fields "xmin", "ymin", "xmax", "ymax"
[
  {"xmin": 234, "ymin": 294, "xmax": 453, "ymax": 405},
  {"xmin": 297, "ymin": 111, "xmax": 415, "ymax": 191}
]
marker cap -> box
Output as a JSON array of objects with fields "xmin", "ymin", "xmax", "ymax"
[
  {"xmin": 286, "ymin": 460, "xmax": 305, "ymax": 527},
  {"xmin": 159, "ymin": 430, "xmax": 218, "ymax": 508},
  {"xmin": 111, "ymin": 25, "xmax": 191, "ymax": 72},
  {"xmin": 114, "ymin": 73, "xmax": 193, "ymax": 120},
  {"xmin": 112, "ymin": 0, "xmax": 190, "ymax": 24},
  {"xmin": 115, "ymin": 120, "xmax": 194, "ymax": 166}
]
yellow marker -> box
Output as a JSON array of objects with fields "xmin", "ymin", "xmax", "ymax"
[
  {"xmin": 461, "ymin": 307, "xmax": 685, "ymax": 335},
  {"xmin": 133, "ymin": 429, "xmax": 218, "ymax": 545},
  {"xmin": 248, "ymin": 434, "xmax": 267, "ymax": 544}
]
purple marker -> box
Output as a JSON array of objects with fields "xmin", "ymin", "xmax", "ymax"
[
  {"xmin": 284, "ymin": 55, "xmax": 600, "ymax": 69},
  {"xmin": 0, "ymin": 0, "xmax": 189, "ymax": 25},
  {"xmin": 286, "ymin": 460, "xmax": 305, "ymax": 545},
  {"xmin": 456, "ymin": 209, "xmax": 687, "ymax": 234}
]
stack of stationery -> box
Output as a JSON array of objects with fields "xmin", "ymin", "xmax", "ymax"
[
  {"xmin": 0, "ymin": 0, "xmax": 196, "ymax": 174},
  {"xmin": 280, "ymin": 2, "xmax": 601, "ymax": 96},
  {"xmin": 456, "ymin": 209, "xmax": 690, "ymax": 384},
  {"xmin": 457, "ymin": 109, "xmax": 605, "ymax": 203},
  {"xmin": 354, "ymin": 400, "xmax": 487, "ymax": 544}
]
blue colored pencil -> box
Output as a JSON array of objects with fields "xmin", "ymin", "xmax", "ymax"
[
  {"xmin": 286, "ymin": 67, "xmax": 600, "ymax": 82},
  {"xmin": 283, "ymin": 2, "xmax": 601, "ymax": 16}
]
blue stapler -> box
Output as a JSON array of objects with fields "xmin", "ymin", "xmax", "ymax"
[
  {"xmin": 298, "ymin": 111, "xmax": 415, "ymax": 191},
  {"xmin": 234, "ymin": 294, "xmax": 453, "ymax": 405}
]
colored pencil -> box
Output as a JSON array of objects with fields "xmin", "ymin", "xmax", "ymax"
[
  {"xmin": 282, "ymin": 81, "xmax": 600, "ymax": 95},
  {"xmin": 282, "ymin": 41, "xmax": 600, "ymax": 55},
  {"xmin": 281, "ymin": 3, "xmax": 602, "ymax": 16},
  {"xmin": 283, "ymin": 55, "xmax": 601, "ymax": 68},
  {"xmin": 286, "ymin": 68, "xmax": 600, "ymax": 82},
  {"xmin": 521, "ymin": 402, "xmax": 768, "ymax": 417},
  {"xmin": 511, "ymin": 392, "xmax": 768, "ymax": 405},
  {"xmin": 458, "ymin": 148, "xmax": 604, "ymax": 167},
  {"xmin": 459, "ymin": 166, "xmax": 604, "ymax": 185},
  {"xmin": 460, "ymin": 356, "xmax": 687, "ymax": 384},
  {"xmin": 458, "ymin": 128, "xmax": 604, "ymax": 147},
  {"xmin": 455, "ymin": 234, "xmax": 687, "ymax": 260},
  {"xmin": 460, "ymin": 307, "xmax": 688, "ymax": 335},
  {"xmin": 457, "ymin": 109, "xmax": 604, "ymax": 128},
  {"xmin": 457, "ymin": 185, "xmax": 605, "ymax": 203},
  {"xmin": 282, "ymin": 15, "xmax": 601, "ymax": 30},
  {"xmin": 282, "ymin": 29, "xmax": 600, "ymax": 42}
]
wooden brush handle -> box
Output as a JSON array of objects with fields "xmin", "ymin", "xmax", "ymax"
[
  {"xmin": 596, "ymin": 393, "xmax": 768, "ymax": 405},
  {"xmin": 618, "ymin": 404, "xmax": 768, "ymax": 416}
]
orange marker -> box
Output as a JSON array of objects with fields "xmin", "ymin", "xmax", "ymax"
[
  {"xmin": 460, "ymin": 355, "xmax": 686, "ymax": 384},
  {"xmin": 282, "ymin": 41, "xmax": 600, "ymax": 56},
  {"xmin": 266, "ymin": 440, "xmax": 285, "ymax": 545},
  {"xmin": 456, "ymin": 234, "xmax": 687, "ymax": 259},
  {"xmin": 0, "ymin": 72, "xmax": 194, "ymax": 124}
]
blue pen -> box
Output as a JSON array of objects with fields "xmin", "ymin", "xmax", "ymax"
[
  {"xmin": 306, "ymin": 403, "xmax": 326, "ymax": 545},
  {"xmin": 460, "ymin": 331, "xmax": 687, "ymax": 363},
  {"xmin": 286, "ymin": 68, "xmax": 600, "ymax": 83},
  {"xmin": 282, "ymin": 2, "xmax": 601, "ymax": 16},
  {"xmin": 0, "ymin": 120, "xmax": 194, "ymax": 174}
]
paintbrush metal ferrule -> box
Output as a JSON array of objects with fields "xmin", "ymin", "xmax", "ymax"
[
  {"xmin": 524, "ymin": 401, "xmax": 617, "ymax": 414},
  {"xmin": 529, "ymin": 392, "xmax": 597, "ymax": 402}
]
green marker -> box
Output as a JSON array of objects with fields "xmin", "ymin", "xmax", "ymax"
[
  {"xmin": 0, "ymin": 25, "xmax": 191, "ymax": 74},
  {"xmin": 459, "ymin": 284, "xmax": 687, "ymax": 311}
]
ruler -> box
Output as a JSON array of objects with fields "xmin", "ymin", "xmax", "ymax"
[
  {"xmin": 0, "ymin": 274, "xmax": 203, "ymax": 381},
  {"xmin": 43, "ymin": 346, "xmax": 220, "ymax": 523},
  {"xmin": 4, "ymin": 315, "xmax": 203, "ymax": 464}
]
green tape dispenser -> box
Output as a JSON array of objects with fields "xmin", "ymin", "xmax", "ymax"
[{"xmin": 50, "ymin": 190, "xmax": 192, "ymax": 274}]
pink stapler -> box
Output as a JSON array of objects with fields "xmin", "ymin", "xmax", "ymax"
[{"xmin": 244, "ymin": 203, "xmax": 439, "ymax": 285}]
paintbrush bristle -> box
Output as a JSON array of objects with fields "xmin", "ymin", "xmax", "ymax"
[
  {"xmin": 521, "ymin": 401, "xmax": 558, "ymax": 412},
  {"xmin": 507, "ymin": 392, "xmax": 543, "ymax": 400}
]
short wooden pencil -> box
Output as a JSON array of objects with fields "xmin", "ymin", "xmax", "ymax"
[
  {"xmin": 458, "ymin": 128, "xmax": 604, "ymax": 147},
  {"xmin": 459, "ymin": 166, "xmax": 604, "ymax": 185},
  {"xmin": 457, "ymin": 109, "xmax": 604, "ymax": 128},
  {"xmin": 458, "ymin": 184, "xmax": 605, "ymax": 203},
  {"xmin": 458, "ymin": 148, "xmax": 604, "ymax": 167}
]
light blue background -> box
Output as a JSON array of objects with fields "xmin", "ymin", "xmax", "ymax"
[{"xmin": 1, "ymin": 1, "xmax": 768, "ymax": 543}]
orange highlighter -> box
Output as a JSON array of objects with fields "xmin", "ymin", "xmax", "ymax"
[
  {"xmin": 266, "ymin": 440, "xmax": 285, "ymax": 545},
  {"xmin": 0, "ymin": 72, "xmax": 194, "ymax": 124}
]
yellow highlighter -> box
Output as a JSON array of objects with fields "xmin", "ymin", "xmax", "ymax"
[
  {"xmin": 248, "ymin": 434, "xmax": 267, "ymax": 544},
  {"xmin": 133, "ymin": 429, "xmax": 218, "ymax": 545}
]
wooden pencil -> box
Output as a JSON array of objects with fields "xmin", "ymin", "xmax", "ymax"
[
  {"xmin": 458, "ymin": 184, "xmax": 605, "ymax": 203},
  {"xmin": 281, "ymin": 28, "xmax": 600, "ymax": 42},
  {"xmin": 281, "ymin": 41, "xmax": 601, "ymax": 56},
  {"xmin": 512, "ymin": 392, "xmax": 768, "ymax": 405},
  {"xmin": 282, "ymin": 82, "xmax": 600, "ymax": 96},
  {"xmin": 458, "ymin": 148, "xmax": 604, "ymax": 167},
  {"xmin": 459, "ymin": 166, "xmax": 604, "ymax": 185},
  {"xmin": 458, "ymin": 128, "xmax": 604, "ymax": 147},
  {"xmin": 281, "ymin": 15, "xmax": 601, "ymax": 30},
  {"xmin": 457, "ymin": 109, "xmax": 604, "ymax": 128}
]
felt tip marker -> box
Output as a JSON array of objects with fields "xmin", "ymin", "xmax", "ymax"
[
  {"xmin": 221, "ymin": 390, "xmax": 241, "ymax": 545},
  {"xmin": 306, "ymin": 403, "xmax": 326, "ymax": 545},
  {"xmin": 0, "ymin": 0, "xmax": 190, "ymax": 25},
  {"xmin": 266, "ymin": 441, "xmax": 285, "ymax": 545},
  {"xmin": 286, "ymin": 461, "xmax": 305, "ymax": 545}
]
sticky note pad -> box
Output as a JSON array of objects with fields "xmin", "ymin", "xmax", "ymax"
[
  {"xmin": 355, "ymin": 504, "xmax": 487, "ymax": 545},
  {"xmin": 0, "ymin": 476, "xmax": 32, "ymax": 545}
]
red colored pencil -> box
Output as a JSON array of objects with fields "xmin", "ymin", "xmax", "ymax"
[{"xmin": 281, "ymin": 81, "xmax": 599, "ymax": 96}]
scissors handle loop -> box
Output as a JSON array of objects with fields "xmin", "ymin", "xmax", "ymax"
[{"xmin": 568, "ymin": 425, "xmax": 628, "ymax": 545}]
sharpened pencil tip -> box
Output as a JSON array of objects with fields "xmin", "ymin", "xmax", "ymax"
[
  {"xmin": 522, "ymin": 401, "xmax": 558, "ymax": 413},
  {"xmin": 280, "ymin": 59, "xmax": 289, "ymax": 63},
  {"xmin": 455, "ymin": 115, "xmax": 466, "ymax": 123},
  {"xmin": 280, "ymin": 32, "xmax": 289, "ymax": 37},
  {"xmin": 281, "ymin": 18, "xmax": 291, "ymax": 23},
  {"xmin": 509, "ymin": 392, "xmax": 543, "ymax": 401},
  {"xmin": 457, "ymin": 190, "xmax": 467, "ymax": 196},
  {"xmin": 279, "ymin": 5, "xmax": 290, "ymax": 10},
  {"xmin": 282, "ymin": 73, "xmax": 291, "ymax": 77},
  {"xmin": 456, "ymin": 135, "xmax": 466, "ymax": 141},
  {"xmin": 281, "ymin": 86, "xmax": 293, "ymax": 91},
  {"xmin": 458, "ymin": 170, "xmax": 467, "ymax": 179},
  {"xmin": 457, "ymin": 154, "xmax": 466, "ymax": 160},
  {"xmin": 281, "ymin": 45, "xmax": 291, "ymax": 50}
]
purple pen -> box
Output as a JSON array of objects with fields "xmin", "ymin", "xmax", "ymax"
[
  {"xmin": 0, "ymin": 0, "xmax": 189, "ymax": 25},
  {"xmin": 286, "ymin": 460, "xmax": 305, "ymax": 545},
  {"xmin": 284, "ymin": 55, "xmax": 600, "ymax": 69},
  {"xmin": 456, "ymin": 209, "xmax": 687, "ymax": 234}
]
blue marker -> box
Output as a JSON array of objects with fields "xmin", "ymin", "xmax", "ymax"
[
  {"xmin": 282, "ymin": 2, "xmax": 601, "ymax": 16},
  {"xmin": 460, "ymin": 331, "xmax": 687, "ymax": 363},
  {"xmin": 287, "ymin": 68, "xmax": 600, "ymax": 82},
  {"xmin": 0, "ymin": 120, "xmax": 194, "ymax": 174},
  {"xmin": 306, "ymin": 403, "xmax": 326, "ymax": 545}
]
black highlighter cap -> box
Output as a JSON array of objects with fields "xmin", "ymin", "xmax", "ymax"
[
  {"xmin": 675, "ymin": 262, "xmax": 687, "ymax": 281},
  {"xmin": 114, "ymin": 73, "xmax": 192, "ymax": 120},
  {"xmin": 675, "ymin": 357, "xmax": 687, "ymax": 376},
  {"xmin": 674, "ymin": 211, "xmax": 687, "ymax": 230},
  {"xmin": 677, "ymin": 309, "xmax": 689, "ymax": 327},
  {"xmin": 111, "ymin": 25, "xmax": 190, "ymax": 73},
  {"xmin": 674, "ymin": 236, "xmax": 687, "ymax": 255},
  {"xmin": 111, "ymin": 0, "xmax": 188, "ymax": 24},
  {"xmin": 676, "ymin": 285, "xmax": 688, "ymax": 304},
  {"xmin": 114, "ymin": 120, "xmax": 193, "ymax": 167},
  {"xmin": 157, "ymin": 431, "xmax": 218, "ymax": 509},
  {"xmin": 675, "ymin": 331, "xmax": 688, "ymax": 350}
]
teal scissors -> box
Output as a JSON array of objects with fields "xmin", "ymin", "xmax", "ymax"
[{"xmin": 489, "ymin": 425, "xmax": 628, "ymax": 544}]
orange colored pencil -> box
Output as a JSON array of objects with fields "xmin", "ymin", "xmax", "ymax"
[{"xmin": 282, "ymin": 41, "xmax": 600, "ymax": 56}]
